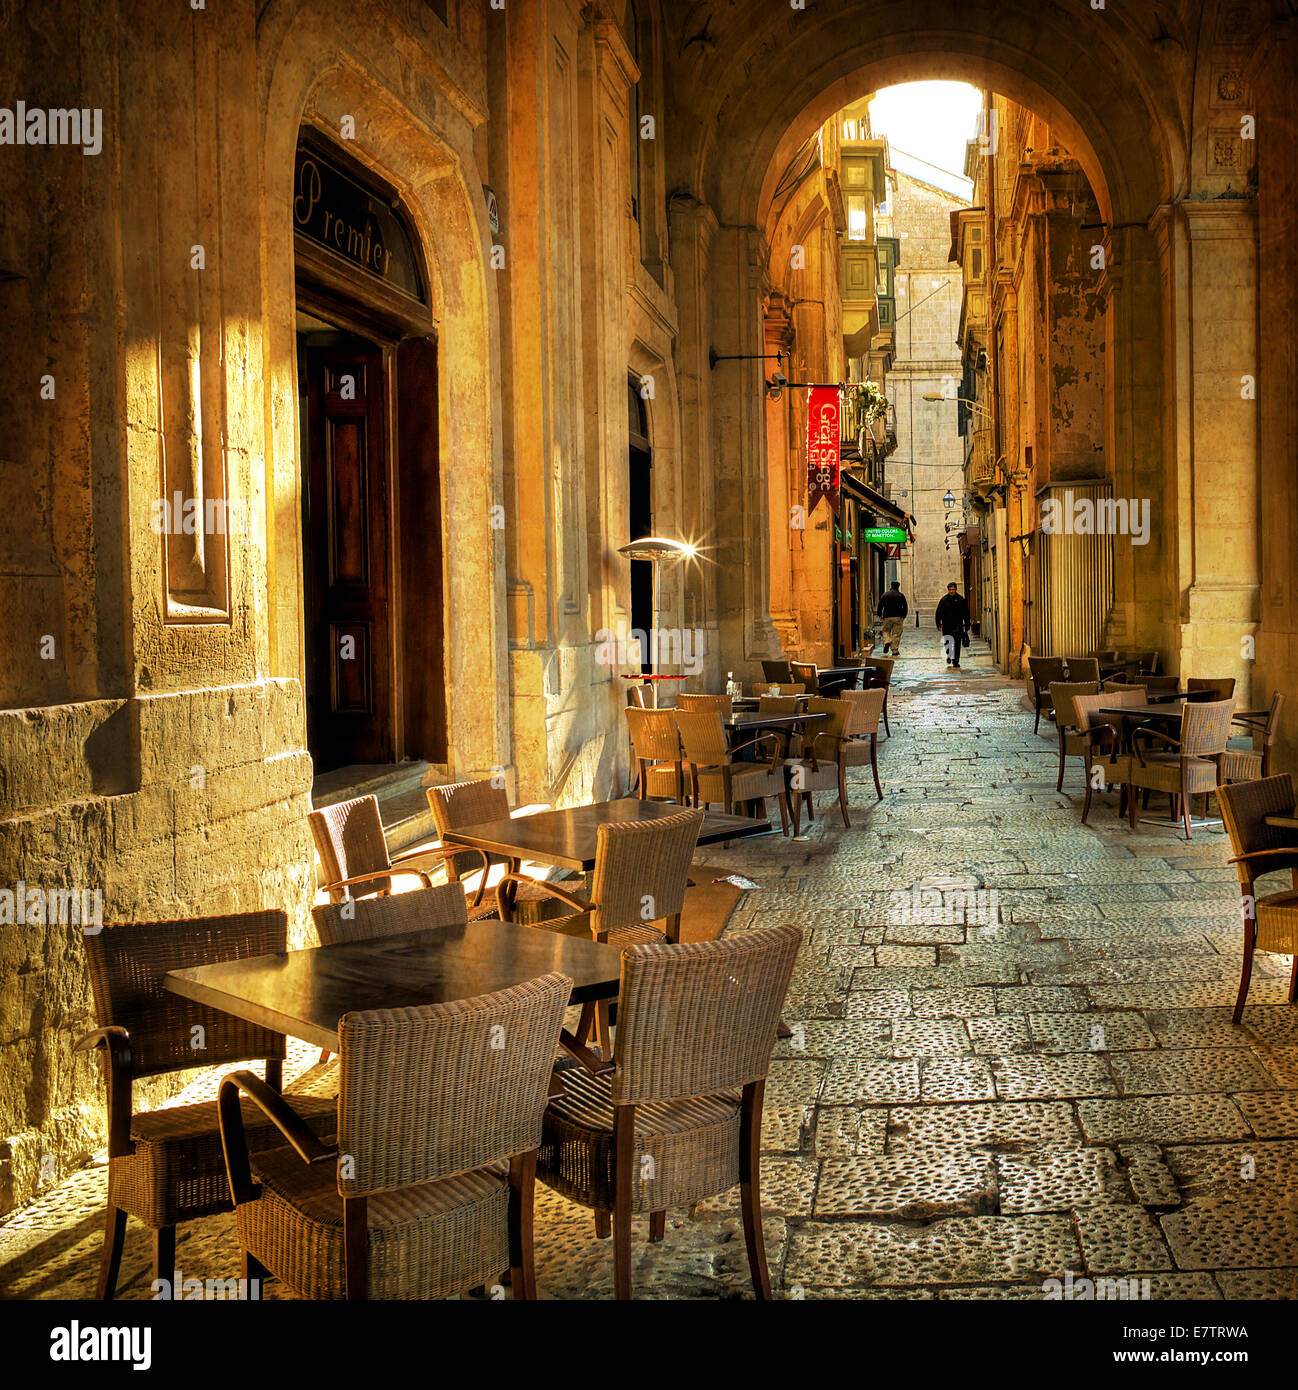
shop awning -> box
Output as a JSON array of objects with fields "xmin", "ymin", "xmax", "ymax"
[{"xmin": 841, "ymin": 473, "xmax": 914, "ymax": 534}]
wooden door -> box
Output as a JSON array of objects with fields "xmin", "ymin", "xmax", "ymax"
[{"xmin": 304, "ymin": 345, "xmax": 391, "ymax": 770}]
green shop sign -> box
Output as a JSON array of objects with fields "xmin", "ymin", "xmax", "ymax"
[{"xmin": 861, "ymin": 526, "xmax": 907, "ymax": 543}]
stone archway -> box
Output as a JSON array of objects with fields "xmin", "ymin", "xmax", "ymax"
[
  {"xmin": 258, "ymin": 0, "xmax": 507, "ymax": 781},
  {"xmin": 663, "ymin": 0, "xmax": 1200, "ymax": 680}
]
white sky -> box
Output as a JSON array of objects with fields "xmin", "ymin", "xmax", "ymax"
[{"xmin": 869, "ymin": 82, "xmax": 982, "ymax": 199}]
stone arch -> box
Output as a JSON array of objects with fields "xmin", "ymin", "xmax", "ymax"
[{"xmin": 258, "ymin": 0, "xmax": 506, "ymax": 778}]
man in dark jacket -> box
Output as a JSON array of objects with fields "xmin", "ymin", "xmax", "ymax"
[
  {"xmin": 876, "ymin": 581, "xmax": 909, "ymax": 655},
  {"xmin": 935, "ymin": 582, "xmax": 971, "ymax": 669}
]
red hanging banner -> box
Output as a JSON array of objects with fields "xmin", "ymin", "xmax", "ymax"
[{"xmin": 806, "ymin": 385, "xmax": 841, "ymax": 514}]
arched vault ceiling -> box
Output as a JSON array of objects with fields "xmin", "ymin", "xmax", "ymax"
[{"xmin": 662, "ymin": 0, "xmax": 1192, "ymax": 228}]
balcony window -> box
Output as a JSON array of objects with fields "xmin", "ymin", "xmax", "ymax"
[{"xmin": 847, "ymin": 195, "xmax": 869, "ymax": 242}]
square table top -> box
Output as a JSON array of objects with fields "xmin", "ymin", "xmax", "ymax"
[
  {"xmin": 164, "ymin": 922, "xmax": 622, "ymax": 1053},
  {"xmin": 1098, "ymin": 701, "xmax": 1188, "ymax": 721},
  {"xmin": 440, "ymin": 796, "xmax": 770, "ymax": 873},
  {"xmin": 722, "ymin": 711, "xmax": 827, "ymax": 731}
]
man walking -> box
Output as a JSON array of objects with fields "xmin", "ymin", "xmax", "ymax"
[
  {"xmin": 876, "ymin": 581, "xmax": 909, "ymax": 655},
  {"xmin": 935, "ymin": 581, "xmax": 971, "ymax": 669}
]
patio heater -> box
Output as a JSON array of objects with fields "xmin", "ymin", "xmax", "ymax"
[{"xmin": 616, "ymin": 536, "xmax": 697, "ymax": 705}]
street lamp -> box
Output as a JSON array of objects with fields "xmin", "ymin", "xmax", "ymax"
[
  {"xmin": 943, "ymin": 489, "xmax": 956, "ymax": 510},
  {"xmin": 922, "ymin": 391, "xmax": 993, "ymax": 421},
  {"xmin": 616, "ymin": 537, "xmax": 698, "ymax": 696}
]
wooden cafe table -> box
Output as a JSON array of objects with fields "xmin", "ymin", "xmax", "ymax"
[
  {"xmin": 440, "ymin": 796, "xmax": 771, "ymax": 875},
  {"xmin": 164, "ymin": 920, "xmax": 622, "ymax": 1054}
]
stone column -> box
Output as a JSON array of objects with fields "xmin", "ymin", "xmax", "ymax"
[
  {"xmin": 1155, "ymin": 201, "xmax": 1259, "ymax": 699},
  {"xmin": 708, "ymin": 224, "xmax": 781, "ymax": 678}
]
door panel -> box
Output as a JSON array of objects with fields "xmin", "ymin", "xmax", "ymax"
[{"xmin": 305, "ymin": 345, "xmax": 391, "ymax": 769}]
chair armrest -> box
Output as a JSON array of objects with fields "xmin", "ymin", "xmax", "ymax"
[
  {"xmin": 74, "ymin": 1026, "xmax": 134, "ymax": 1158},
  {"xmin": 558, "ymin": 1030, "xmax": 617, "ymax": 1077},
  {"xmin": 415, "ymin": 844, "xmax": 494, "ymax": 906},
  {"xmin": 806, "ymin": 731, "xmax": 841, "ymax": 763},
  {"xmin": 494, "ymin": 873, "xmax": 592, "ymax": 924},
  {"xmin": 1131, "ymin": 726, "xmax": 1180, "ymax": 766},
  {"xmin": 218, "ymin": 1071, "xmax": 339, "ymax": 1206},
  {"xmin": 324, "ymin": 866, "xmax": 435, "ymax": 897},
  {"xmin": 729, "ymin": 732, "xmax": 785, "ymax": 768},
  {"xmin": 1228, "ymin": 847, "xmax": 1298, "ymax": 871}
]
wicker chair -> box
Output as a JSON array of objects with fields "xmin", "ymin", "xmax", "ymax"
[
  {"xmin": 313, "ymin": 882, "xmax": 469, "ymax": 946},
  {"xmin": 1126, "ymin": 699, "xmax": 1234, "ymax": 838},
  {"xmin": 625, "ymin": 707, "xmax": 685, "ymax": 803},
  {"xmin": 626, "ymin": 683, "xmax": 649, "ymax": 709},
  {"xmin": 1071, "ymin": 692, "xmax": 1132, "ymax": 825},
  {"xmin": 761, "ymin": 659, "xmax": 794, "ymax": 684},
  {"xmin": 309, "ymin": 794, "xmax": 479, "ymax": 907},
  {"xmin": 1049, "ymin": 681, "xmax": 1101, "ymax": 790},
  {"xmin": 496, "ymin": 808, "xmax": 706, "ymax": 1056},
  {"xmin": 537, "ymin": 925, "xmax": 802, "ymax": 1300},
  {"xmin": 426, "ymin": 779, "xmax": 552, "ymax": 921},
  {"xmin": 219, "ymin": 972, "xmax": 571, "ymax": 1300},
  {"xmin": 839, "ymin": 687, "xmax": 887, "ymax": 801},
  {"xmin": 1187, "ymin": 676, "xmax": 1237, "ymax": 701},
  {"xmin": 1224, "ymin": 691, "xmax": 1285, "ymax": 784},
  {"xmin": 790, "ymin": 661, "xmax": 819, "ymax": 692},
  {"xmin": 1142, "ymin": 674, "xmax": 1181, "ymax": 695},
  {"xmin": 1122, "ymin": 650, "xmax": 1160, "ymax": 675},
  {"xmin": 1065, "ymin": 657, "xmax": 1101, "ymax": 684},
  {"xmin": 1028, "ymin": 657, "xmax": 1067, "ymax": 733},
  {"xmin": 857, "ymin": 655, "xmax": 895, "ymax": 736},
  {"xmin": 784, "ymin": 696, "xmax": 851, "ymax": 834},
  {"xmin": 674, "ymin": 708, "xmax": 791, "ymax": 832},
  {"xmin": 1219, "ymin": 775, "xmax": 1298, "ymax": 1022},
  {"xmin": 675, "ymin": 692, "xmax": 733, "ymax": 714},
  {"xmin": 75, "ymin": 911, "xmax": 338, "ymax": 1298}
]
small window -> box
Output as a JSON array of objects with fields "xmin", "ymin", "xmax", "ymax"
[{"xmin": 971, "ymin": 249, "xmax": 983, "ymax": 279}]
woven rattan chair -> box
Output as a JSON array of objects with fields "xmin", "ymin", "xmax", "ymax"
[
  {"xmin": 1122, "ymin": 650, "xmax": 1160, "ymax": 675},
  {"xmin": 1142, "ymin": 674, "xmax": 1181, "ymax": 695},
  {"xmin": 219, "ymin": 972, "xmax": 570, "ymax": 1300},
  {"xmin": 790, "ymin": 661, "xmax": 819, "ymax": 692},
  {"xmin": 1126, "ymin": 698, "xmax": 1234, "ymax": 838},
  {"xmin": 313, "ymin": 882, "xmax": 468, "ymax": 946},
  {"xmin": 496, "ymin": 808, "xmax": 706, "ymax": 1056},
  {"xmin": 857, "ymin": 655, "xmax": 895, "ymax": 736},
  {"xmin": 675, "ymin": 693, "xmax": 732, "ymax": 714},
  {"xmin": 839, "ymin": 687, "xmax": 887, "ymax": 801},
  {"xmin": 1028, "ymin": 657, "xmax": 1067, "ymax": 733},
  {"xmin": 1101, "ymin": 677, "xmax": 1130, "ymax": 692},
  {"xmin": 626, "ymin": 683, "xmax": 649, "ymax": 709},
  {"xmin": 675, "ymin": 709, "xmax": 791, "ymax": 832},
  {"xmin": 1071, "ymin": 692, "xmax": 1131, "ymax": 825},
  {"xmin": 1065, "ymin": 657, "xmax": 1101, "ymax": 684},
  {"xmin": 752, "ymin": 682, "xmax": 806, "ymax": 697},
  {"xmin": 1219, "ymin": 775, "xmax": 1298, "ymax": 1022},
  {"xmin": 1187, "ymin": 676, "xmax": 1237, "ymax": 701},
  {"xmin": 537, "ymin": 924, "xmax": 802, "ymax": 1300},
  {"xmin": 309, "ymin": 794, "xmax": 478, "ymax": 907},
  {"xmin": 496, "ymin": 808, "xmax": 704, "ymax": 951},
  {"xmin": 426, "ymin": 779, "xmax": 553, "ymax": 920},
  {"xmin": 785, "ymin": 696, "xmax": 851, "ymax": 834},
  {"xmin": 75, "ymin": 911, "xmax": 338, "ymax": 1299},
  {"xmin": 1224, "ymin": 691, "xmax": 1285, "ymax": 783},
  {"xmin": 625, "ymin": 707, "xmax": 685, "ymax": 803},
  {"xmin": 758, "ymin": 695, "xmax": 805, "ymax": 759},
  {"xmin": 760, "ymin": 659, "xmax": 793, "ymax": 684},
  {"xmin": 1049, "ymin": 681, "xmax": 1101, "ymax": 790}
]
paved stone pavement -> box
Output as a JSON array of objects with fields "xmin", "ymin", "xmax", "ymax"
[{"xmin": 4, "ymin": 638, "xmax": 1296, "ymax": 1300}]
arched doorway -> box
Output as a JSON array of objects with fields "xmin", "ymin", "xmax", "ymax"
[{"xmin": 293, "ymin": 129, "xmax": 446, "ymax": 772}]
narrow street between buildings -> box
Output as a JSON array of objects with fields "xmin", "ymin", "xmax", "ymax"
[{"xmin": 4, "ymin": 639, "xmax": 1292, "ymax": 1300}]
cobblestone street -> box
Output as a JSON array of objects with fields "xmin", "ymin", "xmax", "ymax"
[{"xmin": 4, "ymin": 639, "xmax": 1296, "ymax": 1300}]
